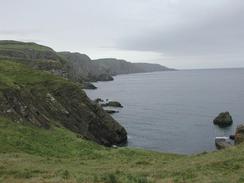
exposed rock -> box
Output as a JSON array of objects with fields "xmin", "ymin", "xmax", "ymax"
[
  {"xmin": 94, "ymin": 98, "xmax": 104, "ymax": 103},
  {"xmin": 229, "ymin": 135, "xmax": 235, "ymax": 140},
  {"xmin": 102, "ymin": 101, "xmax": 123, "ymax": 108},
  {"xmin": 105, "ymin": 110, "xmax": 119, "ymax": 114},
  {"xmin": 215, "ymin": 139, "xmax": 232, "ymax": 150},
  {"xmin": 58, "ymin": 52, "xmax": 114, "ymax": 82},
  {"xmin": 235, "ymin": 124, "xmax": 244, "ymax": 144},
  {"xmin": 81, "ymin": 82, "xmax": 97, "ymax": 89},
  {"xmin": 93, "ymin": 58, "xmax": 175, "ymax": 75},
  {"xmin": 213, "ymin": 112, "xmax": 233, "ymax": 127},
  {"xmin": 97, "ymin": 73, "xmax": 114, "ymax": 81},
  {"xmin": 0, "ymin": 85, "xmax": 127, "ymax": 146},
  {"xmin": 0, "ymin": 60, "xmax": 127, "ymax": 146}
]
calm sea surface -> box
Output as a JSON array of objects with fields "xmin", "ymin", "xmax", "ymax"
[{"xmin": 85, "ymin": 69, "xmax": 244, "ymax": 154}]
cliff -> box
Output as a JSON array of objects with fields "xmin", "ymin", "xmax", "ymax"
[
  {"xmin": 0, "ymin": 41, "xmax": 174, "ymax": 84},
  {"xmin": 0, "ymin": 60, "xmax": 127, "ymax": 146},
  {"xmin": 94, "ymin": 58, "xmax": 175, "ymax": 75},
  {"xmin": 58, "ymin": 52, "xmax": 113, "ymax": 82}
]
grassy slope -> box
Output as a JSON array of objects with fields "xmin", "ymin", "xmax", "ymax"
[
  {"xmin": 1, "ymin": 60, "xmax": 244, "ymax": 183},
  {"xmin": 0, "ymin": 59, "xmax": 69, "ymax": 90},
  {"xmin": 0, "ymin": 40, "xmax": 53, "ymax": 52},
  {"xmin": 1, "ymin": 118, "xmax": 244, "ymax": 183}
]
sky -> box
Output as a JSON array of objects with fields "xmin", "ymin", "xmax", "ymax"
[{"xmin": 0, "ymin": 0, "xmax": 243, "ymax": 69}]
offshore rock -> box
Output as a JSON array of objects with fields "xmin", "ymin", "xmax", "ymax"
[
  {"xmin": 102, "ymin": 101, "xmax": 123, "ymax": 108},
  {"xmin": 213, "ymin": 112, "xmax": 233, "ymax": 127}
]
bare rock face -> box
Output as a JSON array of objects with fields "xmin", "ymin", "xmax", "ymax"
[
  {"xmin": 81, "ymin": 82, "xmax": 97, "ymax": 89},
  {"xmin": 235, "ymin": 124, "xmax": 244, "ymax": 144},
  {"xmin": 213, "ymin": 112, "xmax": 233, "ymax": 127},
  {"xmin": 102, "ymin": 101, "xmax": 123, "ymax": 108},
  {"xmin": 0, "ymin": 82, "xmax": 127, "ymax": 147},
  {"xmin": 215, "ymin": 139, "xmax": 232, "ymax": 150}
]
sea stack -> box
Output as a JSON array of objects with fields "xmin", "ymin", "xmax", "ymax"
[{"xmin": 213, "ymin": 112, "xmax": 233, "ymax": 127}]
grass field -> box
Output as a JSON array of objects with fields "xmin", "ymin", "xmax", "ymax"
[{"xmin": 1, "ymin": 117, "xmax": 244, "ymax": 183}]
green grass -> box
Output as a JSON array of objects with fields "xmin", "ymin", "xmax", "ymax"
[
  {"xmin": 0, "ymin": 40, "xmax": 53, "ymax": 52},
  {"xmin": 1, "ymin": 117, "xmax": 244, "ymax": 183},
  {"xmin": 0, "ymin": 59, "xmax": 70, "ymax": 90}
]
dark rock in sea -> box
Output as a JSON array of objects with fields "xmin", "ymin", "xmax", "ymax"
[
  {"xmin": 102, "ymin": 101, "xmax": 123, "ymax": 108},
  {"xmin": 213, "ymin": 112, "xmax": 233, "ymax": 127},
  {"xmin": 105, "ymin": 110, "xmax": 119, "ymax": 114},
  {"xmin": 81, "ymin": 82, "xmax": 97, "ymax": 89},
  {"xmin": 94, "ymin": 98, "xmax": 104, "ymax": 103},
  {"xmin": 97, "ymin": 73, "xmax": 114, "ymax": 81},
  {"xmin": 229, "ymin": 135, "xmax": 235, "ymax": 140},
  {"xmin": 215, "ymin": 139, "xmax": 232, "ymax": 150},
  {"xmin": 235, "ymin": 124, "xmax": 244, "ymax": 144}
]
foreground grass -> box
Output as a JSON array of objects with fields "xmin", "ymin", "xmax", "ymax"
[{"xmin": 1, "ymin": 118, "xmax": 244, "ymax": 183}]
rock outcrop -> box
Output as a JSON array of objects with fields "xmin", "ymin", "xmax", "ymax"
[
  {"xmin": 215, "ymin": 139, "xmax": 232, "ymax": 150},
  {"xmin": 94, "ymin": 98, "xmax": 104, "ymax": 103},
  {"xmin": 0, "ymin": 60, "xmax": 127, "ymax": 146},
  {"xmin": 105, "ymin": 110, "xmax": 119, "ymax": 114},
  {"xmin": 235, "ymin": 124, "xmax": 244, "ymax": 144},
  {"xmin": 213, "ymin": 112, "xmax": 233, "ymax": 127},
  {"xmin": 81, "ymin": 82, "xmax": 97, "ymax": 89},
  {"xmin": 102, "ymin": 101, "xmax": 123, "ymax": 108},
  {"xmin": 58, "ymin": 52, "xmax": 114, "ymax": 82}
]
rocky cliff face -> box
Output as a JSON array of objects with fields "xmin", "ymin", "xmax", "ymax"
[
  {"xmin": 0, "ymin": 60, "xmax": 127, "ymax": 146},
  {"xmin": 58, "ymin": 52, "xmax": 113, "ymax": 82},
  {"xmin": 0, "ymin": 41, "xmax": 174, "ymax": 84},
  {"xmin": 94, "ymin": 58, "xmax": 175, "ymax": 75}
]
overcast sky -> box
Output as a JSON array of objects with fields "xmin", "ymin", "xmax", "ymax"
[{"xmin": 0, "ymin": 0, "xmax": 243, "ymax": 69}]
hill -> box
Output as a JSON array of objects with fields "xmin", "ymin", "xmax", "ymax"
[
  {"xmin": 1, "ymin": 116, "xmax": 244, "ymax": 183},
  {"xmin": 94, "ymin": 58, "xmax": 175, "ymax": 75},
  {"xmin": 58, "ymin": 52, "xmax": 113, "ymax": 82},
  {"xmin": 0, "ymin": 41, "xmax": 174, "ymax": 85}
]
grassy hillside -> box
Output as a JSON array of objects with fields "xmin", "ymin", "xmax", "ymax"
[
  {"xmin": 0, "ymin": 40, "xmax": 53, "ymax": 52},
  {"xmin": 1, "ymin": 117, "xmax": 244, "ymax": 183}
]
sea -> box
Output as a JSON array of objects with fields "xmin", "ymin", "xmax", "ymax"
[{"xmin": 85, "ymin": 69, "xmax": 244, "ymax": 154}]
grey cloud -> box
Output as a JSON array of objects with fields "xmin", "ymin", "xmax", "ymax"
[
  {"xmin": 117, "ymin": 0, "xmax": 244, "ymax": 57},
  {"xmin": 0, "ymin": 29, "xmax": 42, "ymax": 36}
]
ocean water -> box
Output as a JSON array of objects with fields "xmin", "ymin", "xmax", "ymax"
[{"xmin": 85, "ymin": 69, "xmax": 244, "ymax": 154}]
